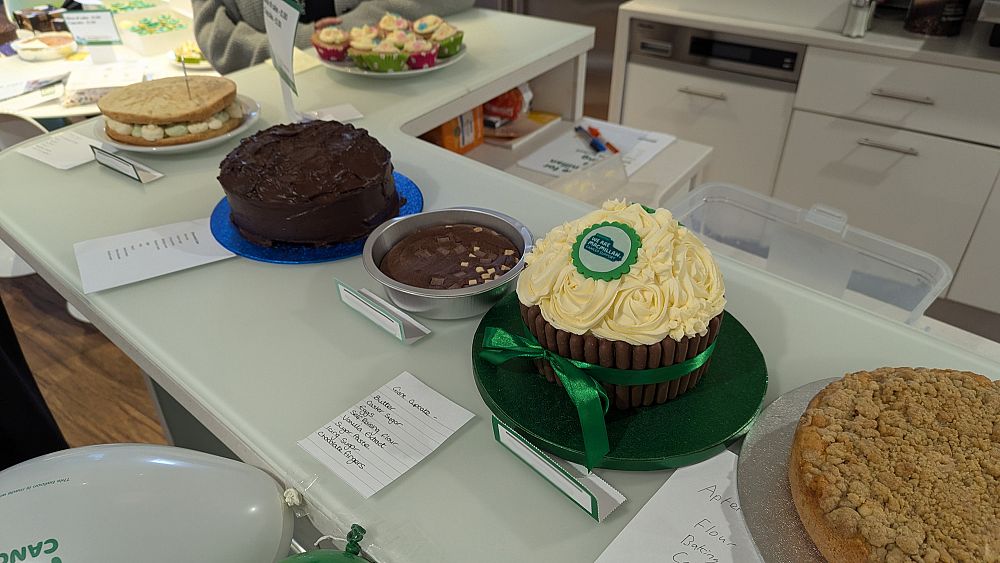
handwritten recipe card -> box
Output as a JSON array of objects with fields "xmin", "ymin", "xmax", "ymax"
[
  {"xmin": 596, "ymin": 450, "xmax": 762, "ymax": 563},
  {"xmin": 298, "ymin": 371, "xmax": 474, "ymax": 498}
]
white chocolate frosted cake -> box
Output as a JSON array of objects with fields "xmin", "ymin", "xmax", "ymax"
[{"xmin": 516, "ymin": 200, "xmax": 726, "ymax": 409}]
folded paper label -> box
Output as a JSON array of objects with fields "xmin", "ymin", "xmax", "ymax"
[
  {"xmin": 91, "ymin": 146, "xmax": 163, "ymax": 183},
  {"xmin": 298, "ymin": 371, "xmax": 473, "ymax": 498},
  {"xmin": 595, "ymin": 450, "xmax": 762, "ymax": 562},
  {"xmin": 492, "ymin": 416, "xmax": 625, "ymax": 522},
  {"xmin": 334, "ymin": 279, "xmax": 431, "ymax": 344}
]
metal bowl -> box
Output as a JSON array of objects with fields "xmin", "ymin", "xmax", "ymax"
[{"xmin": 362, "ymin": 207, "xmax": 533, "ymax": 319}]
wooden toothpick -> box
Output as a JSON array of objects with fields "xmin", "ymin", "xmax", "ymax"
[{"xmin": 181, "ymin": 59, "xmax": 192, "ymax": 100}]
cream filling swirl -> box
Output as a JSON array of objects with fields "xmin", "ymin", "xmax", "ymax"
[
  {"xmin": 105, "ymin": 101, "xmax": 243, "ymax": 141},
  {"xmin": 516, "ymin": 200, "xmax": 726, "ymax": 345}
]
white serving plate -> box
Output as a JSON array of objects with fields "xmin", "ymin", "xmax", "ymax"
[
  {"xmin": 11, "ymin": 32, "xmax": 78, "ymax": 62},
  {"xmin": 320, "ymin": 45, "xmax": 466, "ymax": 78},
  {"xmin": 92, "ymin": 94, "xmax": 260, "ymax": 154}
]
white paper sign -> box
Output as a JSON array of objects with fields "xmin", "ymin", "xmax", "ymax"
[
  {"xmin": 17, "ymin": 132, "xmax": 105, "ymax": 170},
  {"xmin": 0, "ymin": 83, "xmax": 65, "ymax": 112},
  {"xmin": 493, "ymin": 417, "xmax": 625, "ymax": 522},
  {"xmin": 262, "ymin": 0, "xmax": 301, "ymax": 118},
  {"xmin": 74, "ymin": 218, "xmax": 235, "ymax": 293},
  {"xmin": 64, "ymin": 61, "xmax": 146, "ymax": 92},
  {"xmin": 303, "ymin": 103, "xmax": 364, "ymax": 122},
  {"xmin": 298, "ymin": 371, "xmax": 474, "ymax": 498},
  {"xmin": 596, "ymin": 450, "xmax": 762, "ymax": 562},
  {"xmin": 518, "ymin": 118, "xmax": 676, "ymax": 178},
  {"xmin": 62, "ymin": 10, "xmax": 122, "ymax": 45}
]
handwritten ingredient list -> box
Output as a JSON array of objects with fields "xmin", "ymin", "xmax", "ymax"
[
  {"xmin": 298, "ymin": 371, "xmax": 473, "ymax": 498},
  {"xmin": 596, "ymin": 450, "xmax": 761, "ymax": 563}
]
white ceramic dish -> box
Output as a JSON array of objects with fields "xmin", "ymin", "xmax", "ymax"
[
  {"xmin": 11, "ymin": 32, "xmax": 78, "ymax": 62},
  {"xmin": 92, "ymin": 94, "xmax": 260, "ymax": 154},
  {"xmin": 320, "ymin": 45, "xmax": 466, "ymax": 78}
]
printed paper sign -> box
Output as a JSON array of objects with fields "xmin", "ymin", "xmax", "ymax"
[
  {"xmin": 298, "ymin": 371, "xmax": 473, "ymax": 498},
  {"xmin": 17, "ymin": 131, "xmax": 104, "ymax": 170},
  {"xmin": 74, "ymin": 218, "xmax": 235, "ymax": 293},
  {"xmin": 262, "ymin": 0, "xmax": 301, "ymax": 95},
  {"xmin": 335, "ymin": 279, "xmax": 430, "ymax": 344},
  {"xmin": 492, "ymin": 416, "xmax": 625, "ymax": 522},
  {"xmin": 62, "ymin": 10, "xmax": 122, "ymax": 45},
  {"xmin": 596, "ymin": 450, "xmax": 762, "ymax": 562},
  {"xmin": 518, "ymin": 118, "xmax": 676, "ymax": 178}
]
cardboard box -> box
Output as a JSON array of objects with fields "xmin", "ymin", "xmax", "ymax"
[{"xmin": 421, "ymin": 106, "xmax": 483, "ymax": 155}]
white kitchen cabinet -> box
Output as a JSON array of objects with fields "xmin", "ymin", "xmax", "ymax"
[
  {"xmin": 620, "ymin": 61, "xmax": 794, "ymax": 195},
  {"xmin": 949, "ymin": 176, "xmax": 1000, "ymax": 313},
  {"xmin": 773, "ymin": 111, "xmax": 1000, "ymax": 271},
  {"xmin": 796, "ymin": 48, "xmax": 1000, "ymax": 148}
]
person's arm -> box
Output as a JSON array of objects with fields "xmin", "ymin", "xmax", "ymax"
[
  {"xmin": 192, "ymin": 0, "xmax": 315, "ymax": 75},
  {"xmin": 336, "ymin": 0, "xmax": 475, "ymax": 29}
]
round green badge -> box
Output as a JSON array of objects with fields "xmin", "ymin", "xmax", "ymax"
[{"xmin": 571, "ymin": 221, "xmax": 641, "ymax": 281}]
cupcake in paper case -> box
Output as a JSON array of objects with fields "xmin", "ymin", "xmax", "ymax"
[
  {"xmin": 404, "ymin": 38, "xmax": 438, "ymax": 70},
  {"xmin": 347, "ymin": 36, "xmax": 377, "ymax": 69},
  {"xmin": 349, "ymin": 25, "xmax": 379, "ymax": 42},
  {"xmin": 516, "ymin": 200, "xmax": 727, "ymax": 410},
  {"xmin": 413, "ymin": 14, "xmax": 443, "ymax": 39},
  {"xmin": 377, "ymin": 12, "xmax": 410, "ymax": 37},
  {"xmin": 311, "ymin": 26, "xmax": 350, "ymax": 62},
  {"xmin": 365, "ymin": 41, "xmax": 408, "ymax": 72},
  {"xmin": 385, "ymin": 29, "xmax": 415, "ymax": 49},
  {"xmin": 431, "ymin": 23, "xmax": 464, "ymax": 58}
]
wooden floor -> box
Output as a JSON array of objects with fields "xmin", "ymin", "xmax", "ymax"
[{"xmin": 0, "ymin": 274, "xmax": 167, "ymax": 447}]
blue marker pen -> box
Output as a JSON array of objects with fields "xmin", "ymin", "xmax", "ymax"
[{"xmin": 575, "ymin": 126, "xmax": 607, "ymax": 153}]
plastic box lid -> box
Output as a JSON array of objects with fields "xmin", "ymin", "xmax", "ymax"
[{"xmin": 669, "ymin": 183, "xmax": 952, "ymax": 325}]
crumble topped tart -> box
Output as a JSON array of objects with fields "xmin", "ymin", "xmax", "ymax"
[{"xmin": 789, "ymin": 367, "xmax": 1000, "ymax": 562}]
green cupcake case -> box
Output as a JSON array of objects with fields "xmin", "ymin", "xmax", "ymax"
[
  {"xmin": 436, "ymin": 30, "xmax": 464, "ymax": 58},
  {"xmin": 366, "ymin": 52, "xmax": 408, "ymax": 72}
]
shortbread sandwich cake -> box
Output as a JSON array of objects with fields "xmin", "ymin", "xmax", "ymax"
[{"xmin": 97, "ymin": 76, "xmax": 244, "ymax": 147}]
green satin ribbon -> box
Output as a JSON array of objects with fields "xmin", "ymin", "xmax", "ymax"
[
  {"xmin": 480, "ymin": 327, "xmax": 611, "ymax": 470},
  {"xmin": 479, "ymin": 326, "xmax": 717, "ymax": 470}
]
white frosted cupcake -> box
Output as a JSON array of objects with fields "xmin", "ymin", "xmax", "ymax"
[{"xmin": 516, "ymin": 200, "xmax": 726, "ymax": 409}]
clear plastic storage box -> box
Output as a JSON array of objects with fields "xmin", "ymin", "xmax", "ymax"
[{"xmin": 670, "ymin": 183, "xmax": 952, "ymax": 325}]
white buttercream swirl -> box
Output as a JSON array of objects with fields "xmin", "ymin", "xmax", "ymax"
[{"xmin": 516, "ymin": 200, "xmax": 725, "ymax": 345}]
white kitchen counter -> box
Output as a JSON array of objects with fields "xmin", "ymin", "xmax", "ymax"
[
  {"xmin": 616, "ymin": 0, "xmax": 1000, "ymax": 75},
  {"xmin": 0, "ymin": 7, "xmax": 998, "ymax": 563}
]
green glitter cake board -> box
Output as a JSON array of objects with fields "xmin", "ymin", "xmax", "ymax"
[{"xmin": 472, "ymin": 292, "xmax": 768, "ymax": 471}]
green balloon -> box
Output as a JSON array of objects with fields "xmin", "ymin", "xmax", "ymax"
[
  {"xmin": 280, "ymin": 525, "xmax": 367, "ymax": 563},
  {"xmin": 280, "ymin": 550, "xmax": 365, "ymax": 563}
]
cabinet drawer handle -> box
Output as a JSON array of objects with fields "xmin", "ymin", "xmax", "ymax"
[
  {"xmin": 870, "ymin": 88, "xmax": 935, "ymax": 105},
  {"xmin": 857, "ymin": 137, "xmax": 919, "ymax": 156},
  {"xmin": 678, "ymin": 86, "xmax": 727, "ymax": 101}
]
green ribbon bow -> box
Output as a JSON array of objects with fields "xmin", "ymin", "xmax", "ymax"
[{"xmin": 479, "ymin": 326, "xmax": 717, "ymax": 470}]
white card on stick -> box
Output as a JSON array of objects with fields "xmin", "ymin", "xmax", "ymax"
[
  {"xmin": 298, "ymin": 371, "xmax": 473, "ymax": 498},
  {"xmin": 74, "ymin": 218, "xmax": 234, "ymax": 293},
  {"xmin": 596, "ymin": 450, "xmax": 762, "ymax": 562},
  {"xmin": 62, "ymin": 10, "xmax": 122, "ymax": 45}
]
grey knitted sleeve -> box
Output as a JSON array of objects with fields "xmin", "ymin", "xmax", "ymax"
[
  {"xmin": 192, "ymin": 0, "xmax": 315, "ymax": 75},
  {"xmin": 335, "ymin": 0, "xmax": 476, "ymax": 30}
]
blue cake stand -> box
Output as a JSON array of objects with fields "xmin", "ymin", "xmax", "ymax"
[{"xmin": 210, "ymin": 171, "xmax": 423, "ymax": 264}]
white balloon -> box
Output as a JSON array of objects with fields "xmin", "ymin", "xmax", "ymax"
[{"xmin": 0, "ymin": 444, "xmax": 293, "ymax": 563}]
